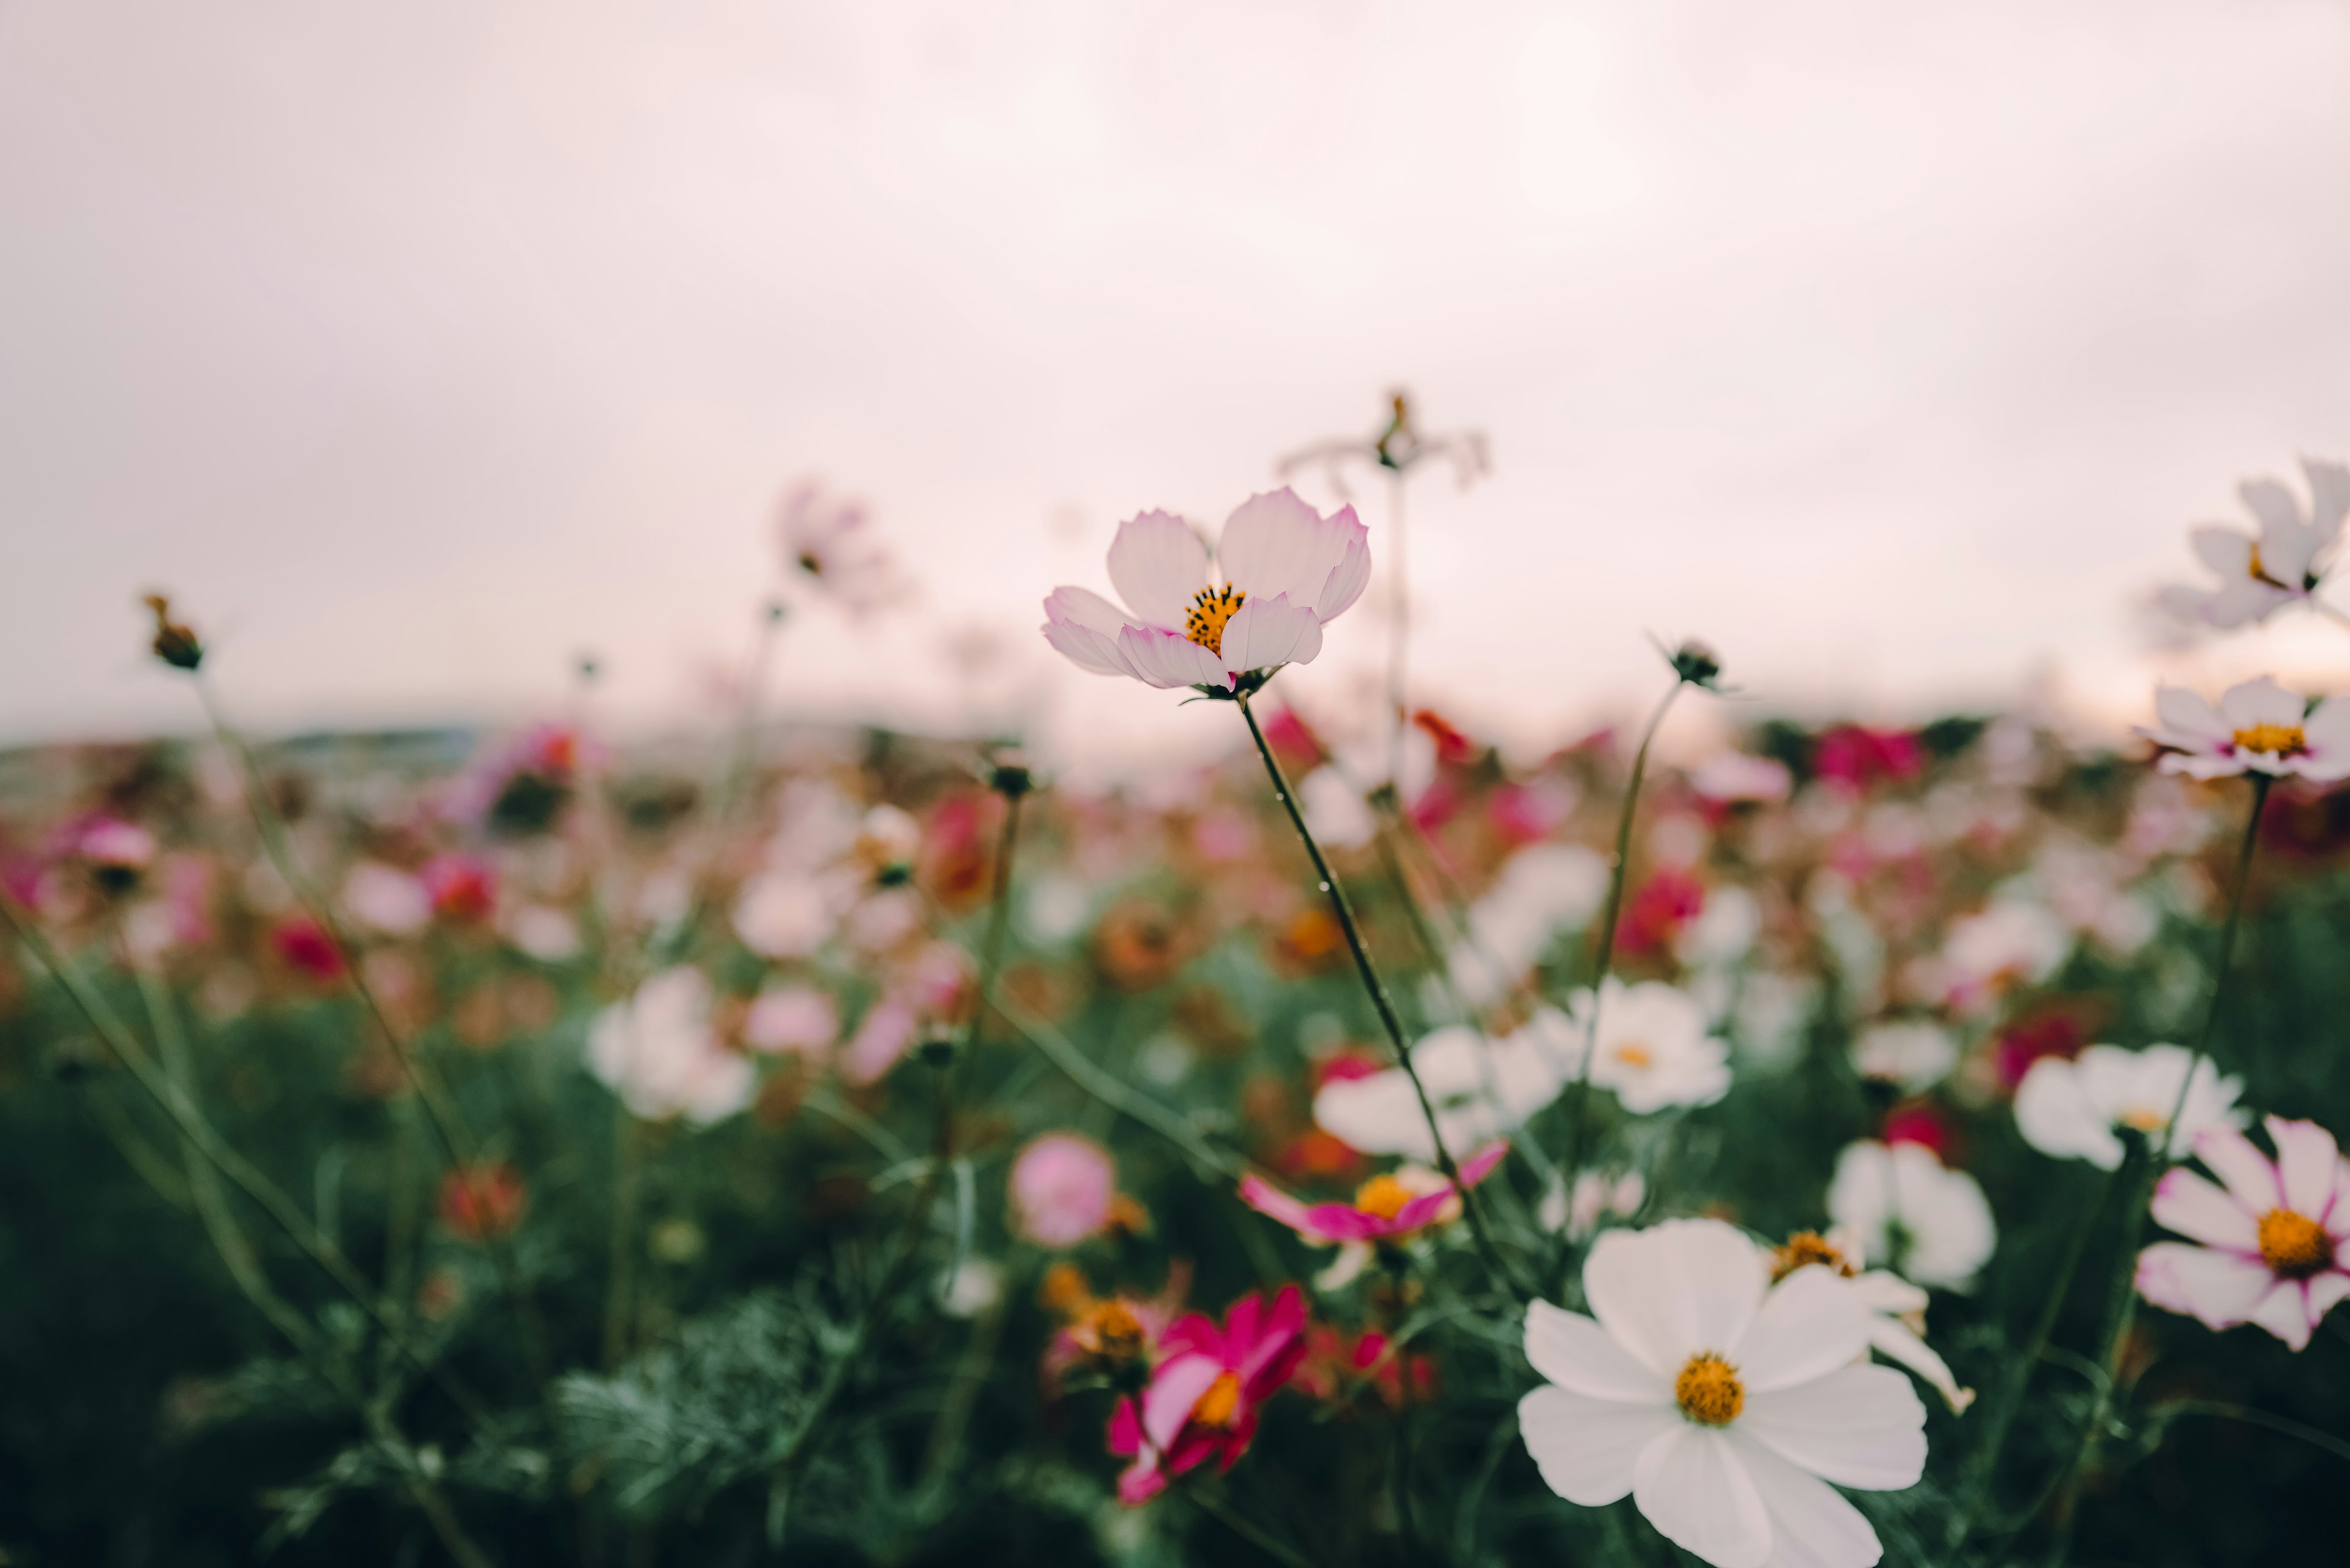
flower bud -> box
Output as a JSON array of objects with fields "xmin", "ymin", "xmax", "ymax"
[
  {"xmin": 143, "ymin": 594, "xmax": 204, "ymax": 671},
  {"xmin": 1668, "ymin": 638, "xmax": 1723, "ymax": 689}
]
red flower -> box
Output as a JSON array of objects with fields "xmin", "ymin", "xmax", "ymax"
[
  {"xmin": 1993, "ymin": 1013, "xmax": 2085, "ymax": 1090},
  {"xmin": 273, "ymin": 916, "xmax": 343, "ymax": 979},
  {"xmin": 1291, "ymin": 1324, "xmax": 1438, "ymax": 1409},
  {"xmin": 437, "ymin": 1161, "xmax": 528, "ymax": 1241},
  {"xmin": 1617, "ymin": 868, "xmax": 1705, "ymax": 959},
  {"xmin": 1239, "ymin": 1143, "xmax": 1507, "ymax": 1244},
  {"xmin": 1882, "ymin": 1103, "xmax": 1950, "ymax": 1159},
  {"xmin": 1107, "ymin": 1286, "xmax": 1307, "ymax": 1504},
  {"xmin": 422, "ymin": 854, "xmax": 496, "ymax": 923}
]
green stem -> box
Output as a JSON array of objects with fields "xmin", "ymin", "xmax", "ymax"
[
  {"xmin": 1188, "ymin": 1486, "xmax": 1315, "ymax": 1568},
  {"xmin": 1239, "ymin": 695, "xmax": 1522, "ymax": 1296},
  {"xmin": 2043, "ymin": 771, "xmax": 2269, "ymax": 1557},
  {"xmin": 602, "ymin": 1110, "xmax": 643, "ymax": 1370}
]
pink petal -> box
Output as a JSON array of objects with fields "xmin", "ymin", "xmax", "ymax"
[
  {"xmin": 1158, "ymin": 1312, "xmax": 1225, "ymax": 1362},
  {"xmin": 1140, "ymin": 1353, "xmax": 1225, "ymax": 1453},
  {"xmin": 1236, "ymin": 1286, "xmax": 1307, "ymax": 1387},
  {"xmin": 2149, "ymin": 1168, "xmax": 2260, "ymax": 1252},
  {"xmin": 2245, "ymin": 1278, "xmax": 2321, "ymax": 1350},
  {"xmin": 1215, "ymin": 489, "xmax": 1364, "ymax": 612},
  {"xmin": 2266, "ymin": 1116, "xmax": 2341, "ymax": 1219},
  {"xmin": 2152, "ymin": 686, "xmax": 2227, "ymax": 744},
  {"xmin": 1314, "ymin": 523, "xmax": 1372, "ymax": 621},
  {"xmin": 1106, "ymin": 1394, "xmax": 1143, "ymax": 1457},
  {"xmin": 1239, "ymin": 1175, "xmax": 1321, "ymax": 1237},
  {"xmin": 1041, "ymin": 587, "xmax": 1143, "ymax": 679},
  {"xmin": 1299, "ymin": 1201, "xmax": 1402, "ymax": 1241},
  {"xmin": 1457, "ymin": 1141, "xmax": 1510, "ymax": 1187},
  {"xmin": 2193, "ymin": 1124, "xmax": 2283, "ymax": 1215},
  {"xmin": 1217, "ymin": 593, "xmax": 1323, "ymax": 675},
  {"xmin": 1116, "ymin": 1455, "xmax": 1167, "ymax": 1506},
  {"xmin": 1106, "ymin": 510, "xmax": 1209, "ymax": 630},
  {"xmin": 2190, "ymin": 525, "xmax": 2256, "ymax": 578},
  {"xmin": 1114, "ymin": 624, "xmax": 1231, "ymax": 690},
  {"xmin": 2135, "ymin": 1241, "xmax": 2274, "ymax": 1330}
]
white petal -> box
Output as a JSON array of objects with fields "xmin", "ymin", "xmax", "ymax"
[
  {"xmin": 1586, "ymin": 1219, "xmax": 1769, "ymax": 1377},
  {"xmin": 1525, "ymin": 1300, "xmax": 1671, "ymax": 1402},
  {"xmin": 2152, "ymin": 686, "xmax": 2228, "ymax": 742},
  {"xmin": 2013, "ymin": 1057, "xmax": 2124, "ymax": 1170},
  {"xmin": 1114, "ymin": 625, "xmax": 1229, "ymax": 690},
  {"xmin": 1518, "ymin": 1385, "xmax": 1678, "ymax": 1506},
  {"xmin": 1865, "ymin": 1317, "xmax": 1972, "ymax": 1414},
  {"xmin": 1215, "ymin": 488, "xmax": 1363, "ymax": 611},
  {"xmin": 1633, "ymin": 1425, "xmax": 1772, "ymax": 1568},
  {"xmin": 1736, "ymin": 1266, "xmax": 1873, "ymax": 1394},
  {"xmin": 1040, "ymin": 586, "xmax": 1143, "ymax": 678},
  {"xmin": 2239, "ymin": 476, "xmax": 2307, "ymax": 537},
  {"xmin": 2245, "ymin": 1277, "xmax": 2319, "ymax": 1350},
  {"xmin": 1740, "ymin": 1364, "xmax": 1926, "ymax": 1490},
  {"xmin": 2218, "ymin": 675, "xmax": 2307, "ymax": 732},
  {"xmin": 2149, "ymin": 1168, "xmax": 2259, "ymax": 1252},
  {"xmin": 2135, "ymin": 1241, "xmax": 2274, "ymax": 1331},
  {"xmin": 1314, "ymin": 1070, "xmax": 1437, "ymax": 1162},
  {"xmin": 2194, "ymin": 1124, "xmax": 2283, "ymax": 1214},
  {"xmin": 1106, "ymin": 510, "xmax": 1207, "ymax": 630},
  {"xmin": 1735, "ymin": 1434, "xmax": 1886, "ymax": 1568},
  {"xmin": 2303, "ymin": 457, "xmax": 2350, "ymax": 540},
  {"xmin": 2190, "ymin": 525, "xmax": 2256, "ymax": 579},
  {"xmin": 1218, "ymin": 592, "xmax": 1324, "ymax": 674},
  {"xmin": 2267, "ymin": 1116, "xmax": 2341, "ymax": 1219},
  {"xmin": 1313, "ymin": 528, "xmax": 1373, "ymax": 622}
]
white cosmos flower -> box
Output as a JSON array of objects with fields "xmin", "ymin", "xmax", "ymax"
[
  {"xmin": 1314, "ymin": 1013, "xmax": 1575, "ymax": 1164},
  {"xmin": 1039, "ymin": 488, "xmax": 1370, "ymax": 691},
  {"xmin": 2013, "ymin": 1043, "xmax": 2245, "ymax": 1171},
  {"xmin": 1766, "ymin": 1228, "xmax": 1975, "ymax": 1414},
  {"xmin": 1449, "ymin": 842, "xmax": 1610, "ymax": 1006},
  {"xmin": 1827, "ymin": 1141, "xmax": 1996, "ymax": 1291},
  {"xmin": 733, "ymin": 867, "xmax": 848, "ymax": 958},
  {"xmin": 1299, "ymin": 764, "xmax": 1379, "ymax": 849},
  {"xmin": 1519, "ymin": 1219, "xmax": 1926, "ymax": 1568},
  {"xmin": 1568, "ymin": 979, "xmax": 1733, "ymax": 1114},
  {"xmin": 586, "ymin": 967, "xmax": 755, "ymax": 1125},
  {"xmin": 1851, "ymin": 1020, "xmax": 1959, "ymax": 1093},
  {"xmin": 2160, "ymin": 459, "xmax": 2349, "ymax": 629},
  {"xmin": 1938, "ymin": 898, "xmax": 2071, "ymax": 1000},
  {"xmin": 2135, "ymin": 676, "xmax": 2350, "ymax": 782}
]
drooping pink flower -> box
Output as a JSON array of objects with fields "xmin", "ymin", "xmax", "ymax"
[
  {"xmin": 1040, "ymin": 489, "xmax": 1369, "ymax": 692},
  {"xmin": 2137, "ymin": 1116, "xmax": 2350, "ymax": 1351},
  {"xmin": 1106, "ymin": 1285, "xmax": 1307, "ymax": 1504},
  {"xmin": 1009, "ymin": 1133, "xmax": 1118, "ymax": 1249},
  {"xmin": 1239, "ymin": 1143, "xmax": 1508, "ymax": 1244}
]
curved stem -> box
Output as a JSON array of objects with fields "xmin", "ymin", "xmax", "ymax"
[
  {"xmin": 1561, "ymin": 681, "xmax": 1685, "ymax": 1180},
  {"xmin": 2044, "ymin": 772, "xmax": 2269, "ymax": 1555},
  {"xmin": 1239, "ymin": 695, "xmax": 1524, "ymax": 1295},
  {"xmin": 1386, "ymin": 467, "xmax": 1410, "ymax": 793}
]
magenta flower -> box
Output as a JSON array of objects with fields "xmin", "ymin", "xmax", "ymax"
[
  {"xmin": 1106, "ymin": 1285, "xmax": 1307, "ymax": 1504},
  {"xmin": 1239, "ymin": 1143, "xmax": 1508, "ymax": 1244},
  {"xmin": 1009, "ymin": 1132, "xmax": 1118, "ymax": 1249},
  {"xmin": 2136, "ymin": 1116, "xmax": 2350, "ymax": 1350},
  {"xmin": 1040, "ymin": 489, "xmax": 1369, "ymax": 692}
]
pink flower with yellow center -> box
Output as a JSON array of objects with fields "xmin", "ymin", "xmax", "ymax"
[
  {"xmin": 2136, "ymin": 1116, "xmax": 2350, "ymax": 1351},
  {"xmin": 1238, "ymin": 1143, "xmax": 1508, "ymax": 1243},
  {"xmin": 2135, "ymin": 676, "xmax": 2350, "ymax": 782},
  {"xmin": 1106, "ymin": 1285, "xmax": 1307, "ymax": 1504},
  {"xmin": 1040, "ymin": 489, "xmax": 1370, "ymax": 692}
]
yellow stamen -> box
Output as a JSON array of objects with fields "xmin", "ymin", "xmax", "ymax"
[
  {"xmin": 1184, "ymin": 583, "xmax": 1247, "ymax": 655},
  {"xmin": 2118, "ymin": 1105, "xmax": 2168, "ymax": 1133},
  {"xmin": 2232, "ymin": 722, "xmax": 2307, "ymax": 757},
  {"xmin": 1353, "ymin": 1174, "xmax": 1416, "ymax": 1220},
  {"xmin": 1192, "ymin": 1370, "xmax": 1244, "ymax": 1428},
  {"xmin": 1771, "ymin": 1230, "xmax": 1857, "ymax": 1282},
  {"xmin": 1613, "ymin": 1043, "xmax": 1652, "ymax": 1069},
  {"xmin": 2259, "ymin": 1208, "xmax": 2332, "ymax": 1280},
  {"xmin": 1674, "ymin": 1353, "xmax": 1744, "ymax": 1426},
  {"xmin": 1070, "ymin": 1298, "xmax": 1149, "ymax": 1364}
]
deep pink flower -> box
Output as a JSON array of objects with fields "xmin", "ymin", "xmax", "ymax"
[
  {"xmin": 1617, "ymin": 868, "xmax": 1705, "ymax": 959},
  {"xmin": 1816, "ymin": 725, "xmax": 1922, "ymax": 793},
  {"xmin": 2137, "ymin": 1116, "xmax": 2350, "ymax": 1351},
  {"xmin": 1009, "ymin": 1133, "xmax": 1118, "ymax": 1249},
  {"xmin": 422, "ymin": 853, "xmax": 495, "ymax": 922},
  {"xmin": 1239, "ymin": 1143, "xmax": 1507, "ymax": 1243},
  {"xmin": 1106, "ymin": 1285, "xmax": 1307, "ymax": 1504},
  {"xmin": 273, "ymin": 916, "xmax": 344, "ymax": 979},
  {"xmin": 1882, "ymin": 1103, "xmax": 1951, "ymax": 1158}
]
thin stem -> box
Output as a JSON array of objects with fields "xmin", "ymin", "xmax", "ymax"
[
  {"xmin": 1386, "ymin": 466, "xmax": 1409, "ymax": 793},
  {"xmin": 2043, "ymin": 771, "xmax": 2269, "ymax": 1556},
  {"xmin": 602, "ymin": 1110, "xmax": 643, "ymax": 1370},
  {"xmin": 0, "ymin": 894, "xmax": 494, "ymax": 1428},
  {"xmin": 1561, "ymin": 681, "xmax": 1685, "ymax": 1180},
  {"xmin": 1188, "ymin": 1486, "xmax": 1315, "ymax": 1568},
  {"xmin": 1239, "ymin": 695, "xmax": 1521, "ymax": 1295}
]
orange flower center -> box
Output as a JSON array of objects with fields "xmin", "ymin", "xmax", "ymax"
[
  {"xmin": 1353, "ymin": 1174, "xmax": 1416, "ymax": 1220},
  {"xmin": 2258, "ymin": 1208, "xmax": 2332, "ymax": 1280},
  {"xmin": 1613, "ymin": 1042, "xmax": 1652, "ymax": 1069},
  {"xmin": 1771, "ymin": 1230, "xmax": 1857, "ymax": 1282},
  {"xmin": 1192, "ymin": 1370, "xmax": 1244, "ymax": 1428},
  {"xmin": 2117, "ymin": 1105, "xmax": 2168, "ymax": 1133},
  {"xmin": 1674, "ymin": 1353, "xmax": 1744, "ymax": 1426},
  {"xmin": 2232, "ymin": 722, "xmax": 2307, "ymax": 758},
  {"xmin": 1184, "ymin": 584, "xmax": 1246, "ymax": 654}
]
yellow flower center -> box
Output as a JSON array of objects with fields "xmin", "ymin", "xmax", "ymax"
[
  {"xmin": 1674, "ymin": 1353, "xmax": 1744, "ymax": 1426},
  {"xmin": 1354, "ymin": 1174, "xmax": 1416, "ymax": 1220},
  {"xmin": 1613, "ymin": 1042, "xmax": 1652, "ymax": 1069},
  {"xmin": 2258, "ymin": 1208, "xmax": 2332, "ymax": 1280},
  {"xmin": 2231, "ymin": 722, "xmax": 2307, "ymax": 757},
  {"xmin": 1073, "ymin": 1299, "xmax": 1147, "ymax": 1363},
  {"xmin": 1184, "ymin": 584, "xmax": 1247, "ymax": 654},
  {"xmin": 2118, "ymin": 1105, "xmax": 2168, "ymax": 1133},
  {"xmin": 1192, "ymin": 1370, "xmax": 1244, "ymax": 1428},
  {"xmin": 2248, "ymin": 543, "xmax": 2269, "ymax": 582},
  {"xmin": 1771, "ymin": 1230, "xmax": 1857, "ymax": 1282}
]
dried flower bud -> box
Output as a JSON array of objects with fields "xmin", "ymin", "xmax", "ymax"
[
  {"xmin": 143, "ymin": 594, "xmax": 204, "ymax": 671},
  {"xmin": 1668, "ymin": 638, "xmax": 1723, "ymax": 689}
]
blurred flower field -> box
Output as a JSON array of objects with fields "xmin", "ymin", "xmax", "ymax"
[{"xmin": 5, "ymin": 455, "xmax": 2350, "ymax": 1567}]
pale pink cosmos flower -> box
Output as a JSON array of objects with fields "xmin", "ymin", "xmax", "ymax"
[
  {"xmin": 2137, "ymin": 1116, "xmax": 2350, "ymax": 1351},
  {"xmin": 2135, "ymin": 676, "xmax": 2350, "ymax": 782},
  {"xmin": 2160, "ymin": 459, "xmax": 2349, "ymax": 629},
  {"xmin": 1240, "ymin": 1143, "xmax": 1508, "ymax": 1244},
  {"xmin": 1009, "ymin": 1133, "xmax": 1119, "ymax": 1249},
  {"xmin": 777, "ymin": 479, "xmax": 905, "ymax": 613},
  {"xmin": 741, "ymin": 984, "xmax": 839, "ymax": 1058},
  {"xmin": 1040, "ymin": 488, "xmax": 1370, "ymax": 692}
]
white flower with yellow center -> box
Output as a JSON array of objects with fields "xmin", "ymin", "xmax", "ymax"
[
  {"xmin": 2136, "ymin": 676, "xmax": 2350, "ymax": 782},
  {"xmin": 1767, "ymin": 1228, "xmax": 1974, "ymax": 1414},
  {"xmin": 1519, "ymin": 1219, "xmax": 1926, "ymax": 1568},
  {"xmin": 1039, "ymin": 489, "xmax": 1369, "ymax": 692},
  {"xmin": 2013, "ymin": 1042, "xmax": 2245, "ymax": 1171},
  {"xmin": 1314, "ymin": 1013, "xmax": 1577, "ymax": 1165},
  {"xmin": 2161, "ymin": 459, "xmax": 2349, "ymax": 629},
  {"xmin": 1567, "ymin": 979, "xmax": 1732, "ymax": 1114},
  {"xmin": 1826, "ymin": 1140, "xmax": 1996, "ymax": 1291}
]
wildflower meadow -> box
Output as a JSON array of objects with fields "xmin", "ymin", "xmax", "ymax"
[{"xmin": 7, "ymin": 439, "xmax": 2350, "ymax": 1568}]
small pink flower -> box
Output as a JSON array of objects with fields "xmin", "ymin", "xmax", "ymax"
[
  {"xmin": 742, "ymin": 984, "xmax": 840, "ymax": 1057},
  {"xmin": 1816, "ymin": 725, "xmax": 1921, "ymax": 793},
  {"xmin": 1010, "ymin": 1133, "xmax": 1118, "ymax": 1249},
  {"xmin": 1040, "ymin": 488, "xmax": 1369, "ymax": 692},
  {"xmin": 76, "ymin": 816, "xmax": 156, "ymax": 877},
  {"xmin": 1106, "ymin": 1285, "xmax": 1307, "ymax": 1504},
  {"xmin": 2136, "ymin": 1116, "xmax": 2350, "ymax": 1350},
  {"xmin": 422, "ymin": 854, "xmax": 496, "ymax": 922},
  {"xmin": 841, "ymin": 998, "xmax": 917, "ymax": 1086},
  {"xmin": 1239, "ymin": 1143, "xmax": 1507, "ymax": 1244},
  {"xmin": 274, "ymin": 916, "xmax": 345, "ymax": 979}
]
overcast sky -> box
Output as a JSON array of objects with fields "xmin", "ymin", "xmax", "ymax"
[{"xmin": 7, "ymin": 1, "xmax": 2350, "ymax": 772}]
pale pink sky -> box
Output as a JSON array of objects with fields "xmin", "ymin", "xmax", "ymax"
[{"xmin": 6, "ymin": 1, "xmax": 2349, "ymax": 771}]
